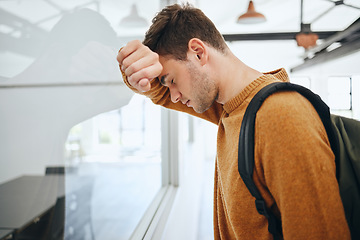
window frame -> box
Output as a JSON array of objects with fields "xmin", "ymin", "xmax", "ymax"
[{"xmin": 129, "ymin": 109, "xmax": 180, "ymax": 240}]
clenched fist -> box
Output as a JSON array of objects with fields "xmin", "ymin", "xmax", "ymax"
[{"xmin": 117, "ymin": 40, "xmax": 163, "ymax": 92}]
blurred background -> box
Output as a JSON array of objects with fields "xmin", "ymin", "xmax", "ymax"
[{"xmin": 0, "ymin": 0, "xmax": 359, "ymax": 239}]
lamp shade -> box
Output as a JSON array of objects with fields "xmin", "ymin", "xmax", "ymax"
[
  {"xmin": 119, "ymin": 4, "xmax": 148, "ymax": 28},
  {"xmin": 237, "ymin": 1, "xmax": 266, "ymax": 24},
  {"xmin": 296, "ymin": 33, "xmax": 319, "ymax": 49}
]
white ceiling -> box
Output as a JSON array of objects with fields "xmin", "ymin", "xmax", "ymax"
[
  {"xmin": 0, "ymin": 0, "xmax": 359, "ymax": 77},
  {"xmin": 1, "ymin": 0, "xmax": 359, "ymax": 36}
]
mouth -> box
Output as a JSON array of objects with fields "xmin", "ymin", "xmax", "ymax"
[{"xmin": 181, "ymin": 99, "xmax": 191, "ymax": 107}]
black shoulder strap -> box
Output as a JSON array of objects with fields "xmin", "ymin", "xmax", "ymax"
[{"xmin": 238, "ymin": 81, "xmax": 339, "ymax": 240}]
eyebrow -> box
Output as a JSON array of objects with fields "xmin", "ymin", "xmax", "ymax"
[{"xmin": 159, "ymin": 74, "xmax": 169, "ymax": 86}]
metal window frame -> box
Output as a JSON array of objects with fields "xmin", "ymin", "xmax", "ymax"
[{"xmin": 130, "ymin": 108, "xmax": 180, "ymax": 240}]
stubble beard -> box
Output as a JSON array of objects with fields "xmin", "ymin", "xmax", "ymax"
[{"xmin": 186, "ymin": 62, "xmax": 218, "ymax": 114}]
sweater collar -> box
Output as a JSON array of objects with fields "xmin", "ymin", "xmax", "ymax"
[{"xmin": 223, "ymin": 68, "xmax": 289, "ymax": 114}]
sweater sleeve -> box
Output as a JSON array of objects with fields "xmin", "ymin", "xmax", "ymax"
[
  {"xmin": 253, "ymin": 91, "xmax": 350, "ymax": 240},
  {"xmin": 119, "ymin": 67, "xmax": 223, "ymax": 125}
]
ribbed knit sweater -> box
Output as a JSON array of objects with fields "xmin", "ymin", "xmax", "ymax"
[{"xmin": 121, "ymin": 68, "xmax": 350, "ymax": 239}]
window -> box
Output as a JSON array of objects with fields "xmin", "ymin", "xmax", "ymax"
[
  {"xmin": 0, "ymin": 1, "xmax": 176, "ymax": 239},
  {"xmin": 327, "ymin": 76, "xmax": 352, "ymax": 111},
  {"xmin": 64, "ymin": 95, "xmax": 163, "ymax": 240}
]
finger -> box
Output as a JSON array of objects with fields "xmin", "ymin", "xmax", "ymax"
[
  {"xmin": 121, "ymin": 44, "xmax": 156, "ymax": 71},
  {"xmin": 127, "ymin": 62, "xmax": 162, "ymax": 87},
  {"xmin": 138, "ymin": 78, "xmax": 151, "ymax": 92},
  {"xmin": 117, "ymin": 40, "xmax": 142, "ymax": 65},
  {"xmin": 124, "ymin": 51, "xmax": 159, "ymax": 77}
]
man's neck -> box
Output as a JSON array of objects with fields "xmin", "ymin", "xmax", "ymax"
[{"xmin": 214, "ymin": 51, "xmax": 263, "ymax": 105}]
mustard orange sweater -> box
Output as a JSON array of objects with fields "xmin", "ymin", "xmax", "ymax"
[{"xmin": 121, "ymin": 68, "xmax": 350, "ymax": 239}]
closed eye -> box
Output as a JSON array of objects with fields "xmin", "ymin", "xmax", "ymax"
[{"xmin": 159, "ymin": 74, "xmax": 169, "ymax": 86}]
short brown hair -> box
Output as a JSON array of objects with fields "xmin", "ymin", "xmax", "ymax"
[{"xmin": 143, "ymin": 3, "xmax": 227, "ymax": 60}]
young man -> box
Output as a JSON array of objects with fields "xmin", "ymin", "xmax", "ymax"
[{"xmin": 117, "ymin": 3, "xmax": 350, "ymax": 240}]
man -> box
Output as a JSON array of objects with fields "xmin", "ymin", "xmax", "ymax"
[{"xmin": 117, "ymin": 3, "xmax": 350, "ymax": 240}]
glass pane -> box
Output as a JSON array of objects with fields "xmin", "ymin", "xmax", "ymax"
[
  {"xmin": 0, "ymin": 1, "xmax": 162, "ymax": 240},
  {"xmin": 64, "ymin": 95, "xmax": 162, "ymax": 240},
  {"xmin": 328, "ymin": 77, "xmax": 351, "ymax": 110}
]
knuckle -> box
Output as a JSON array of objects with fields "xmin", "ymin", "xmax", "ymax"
[
  {"xmin": 140, "ymin": 68, "xmax": 151, "ymax": 79},
  {"xmin": 133, "ymin": 39, "xmax": 141, "ymax": 45},
  {"xmin": 149, "ymin": 51, "xmax": 158, "ymax": 60},
  {"xmin": 122, "ymin": 58, "xmax": 130, "ymax": 68},
  {"xmin": 117, "ymin": 52, "xmax": 124, "ymax": 63},
  {"xmin": 128, "ymin": 75, "xmax": 138, "ymax": 85},
  {"xmin": 125, "ymin": 64, "xmax": 136, "ymax": 76},
  {"xmin": 156, "ymin": 62, "xmax": 163, "ymax": 71},
  {"xmin": 129, "ymin": 40, "xmax": 142, "ymax": 50}
]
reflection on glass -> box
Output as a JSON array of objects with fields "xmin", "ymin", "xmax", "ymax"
[{"xmin": 64, "ymin": 95, "xmax": 162, "ymax": 240}]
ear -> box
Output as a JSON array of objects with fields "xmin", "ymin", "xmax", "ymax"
[{"xmin": 187, "ymin": 38, "xmax": 208, "ymax": 65}]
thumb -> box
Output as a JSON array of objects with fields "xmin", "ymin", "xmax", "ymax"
[{"xmin": 138, "ymin": 78, "xmax": 151, "ymax": 92}]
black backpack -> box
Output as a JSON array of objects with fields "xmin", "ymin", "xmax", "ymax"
[{"xmin": 238, "ymin": 82, "xmax": 360, "ymax": 240}]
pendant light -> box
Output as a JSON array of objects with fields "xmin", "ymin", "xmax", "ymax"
[{"xmin": 237, "ymin": 0, "xmax": 266, "ymax": 24}]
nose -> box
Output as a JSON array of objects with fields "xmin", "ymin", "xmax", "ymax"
[{"xmin": 169, "ymin": 86, "xmax": 181, "ymax": 103}]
